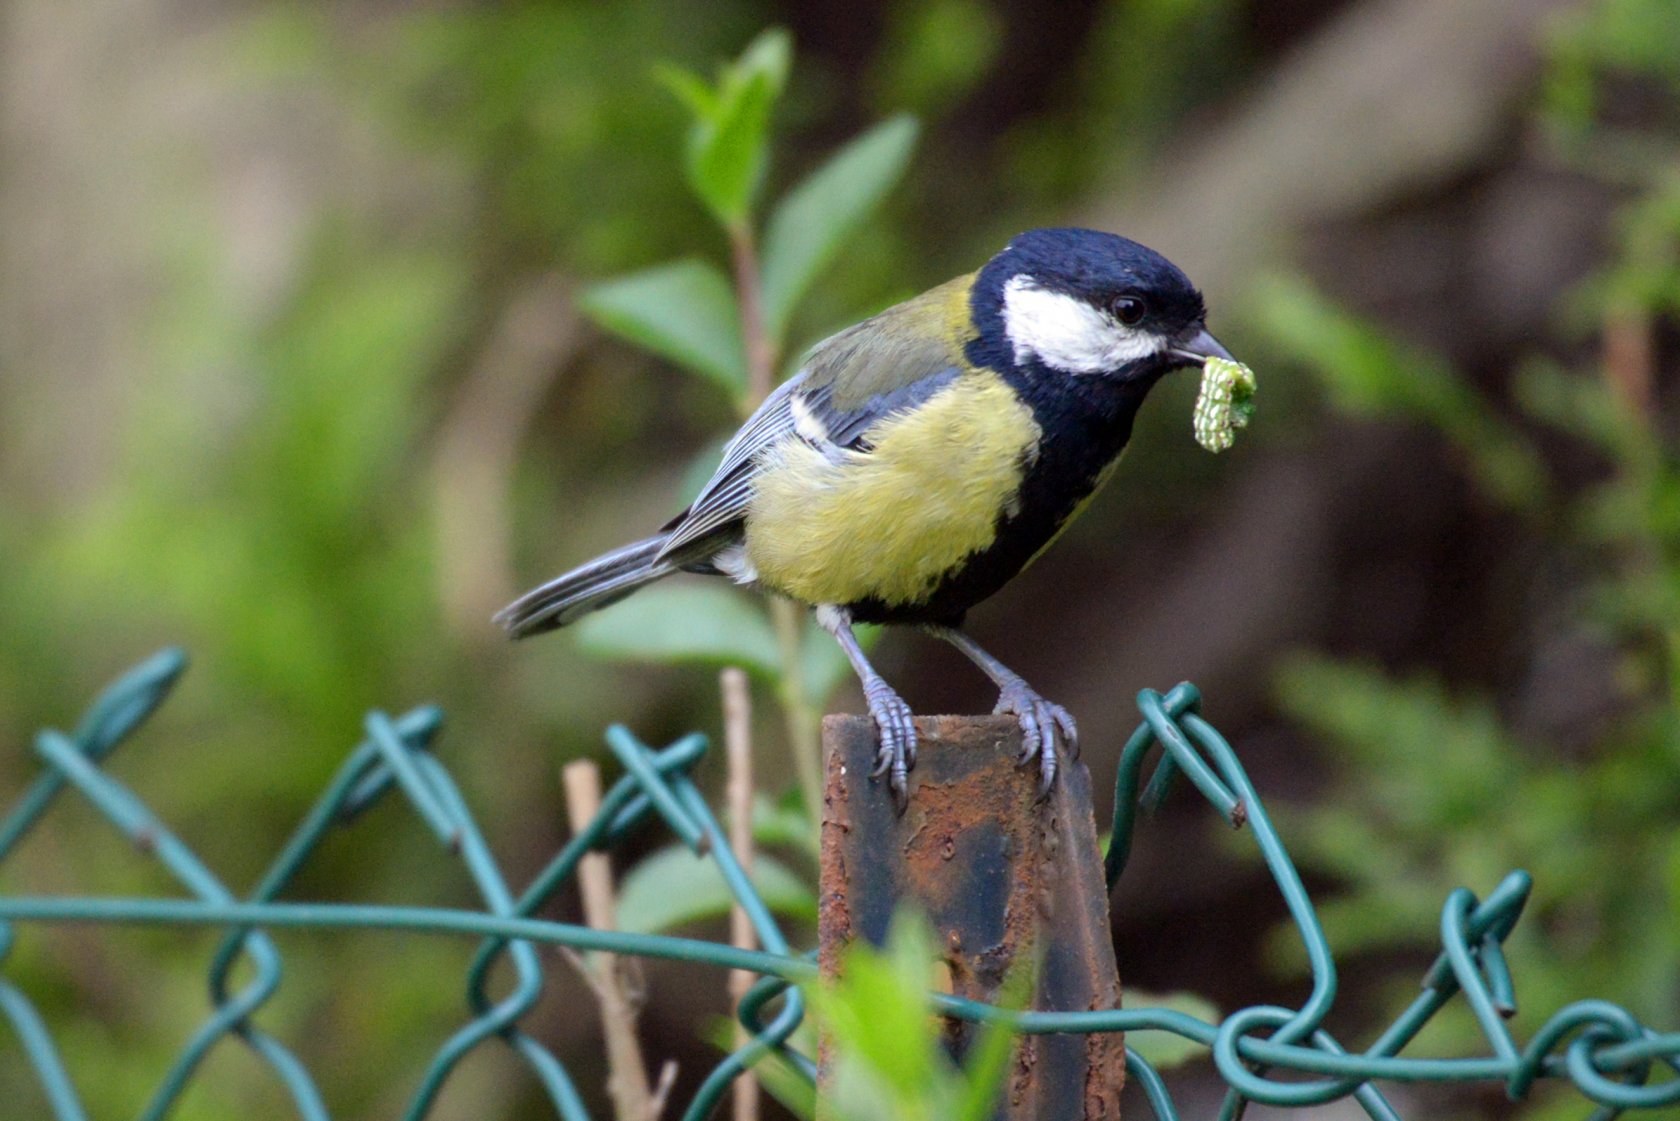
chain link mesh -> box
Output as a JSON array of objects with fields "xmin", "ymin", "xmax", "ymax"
[{"xmin": 1, "ymin": 651, "xmax": 1676, "ymax": 1119}]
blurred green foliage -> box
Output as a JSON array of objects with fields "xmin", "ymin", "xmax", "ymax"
[
  {"xmin": 0, "ymin": 0, "xmax": 1260, "ymax": 1100},
  {"xmin": 615, "ymin": 844, "xmax": 816, "ymax": 936},
  {"xmin": 1255, "ymin": 4, "xmax": 1680, "ymax": 1116},
  {"xmin": 9, "ymin": 0, "xmax": 1676, "ymax": 1117},
  {"xmin": 580, "ymin": 260, "xmax": 751, "ymax": 395},
  {"xmin": 781, "ymin": 921, "xmax": 1220, "ymax": 1118},
  {"xmin": 784, "ymin": 914, "xmax": 1020, "ymax": 1121},
  {"xmin": 1257, "ymin": 275, "xmax": 1549, "ymax": 512}
]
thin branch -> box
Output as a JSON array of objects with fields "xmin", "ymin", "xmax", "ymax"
[
  {"xmin": 727, "ymin": 225, "xmax": 825, "ymax": 815},
  {"xmin": 721, "ymin": 668, "xmax": 761, "ymax": 1121},
  {"xmin": 1602, "ymin": 308, "xmax": 1655, "ymax": 421},
  {"xmin": 729, "ymin": 227, "xmax": 777, "ymax": 408},
  {"xmin": 563, "ymin": 760, "xmax": 657, "ymax": 1121},
  {"xmin": 649, "ymin": 1061, "xmax": 681, "ymax": 1121}
]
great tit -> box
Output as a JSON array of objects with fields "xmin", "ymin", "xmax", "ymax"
[{"xmin": 498, "ymin": 227, "xmax": 1233, "ymax": 807}]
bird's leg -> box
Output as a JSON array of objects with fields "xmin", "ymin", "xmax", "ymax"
[
  {"xmin": 816, "ymin": 605, "xmax": 917, "ymax": 810},
  {"xmin": 928, "ymin": 626, "xmax": 1078, "ymax": 796}
]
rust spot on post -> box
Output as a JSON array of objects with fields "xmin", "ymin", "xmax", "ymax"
[{"xmin": 818, "ymin": 714, "xmax": 1124, "ymax": 1120}]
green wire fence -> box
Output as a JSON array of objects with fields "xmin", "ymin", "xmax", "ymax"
[{"xmin": 1, "ymin": 649, "xmax": 1677, "ymax": 1120}]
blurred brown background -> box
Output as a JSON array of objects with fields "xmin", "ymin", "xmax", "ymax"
[{"xmin": 2, "ymin": 0, "xmax": 1676, "ymax": 1117}]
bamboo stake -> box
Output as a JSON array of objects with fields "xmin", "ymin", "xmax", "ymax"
[
  {"xmin": 563, "ymin": 760, "xmax": 656, "ymax": 1121},
  {"xmin": 721, "ymin": 668, "xmax": 760, "ymax": 1121}
]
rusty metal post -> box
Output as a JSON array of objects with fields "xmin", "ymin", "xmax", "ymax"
[{"xmin": 818, "ymin": 714, "xmax": 1124, "ymax": 1120}]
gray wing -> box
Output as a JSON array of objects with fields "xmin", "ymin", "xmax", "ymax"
[
  {"xmin": 655, "ymin": 373, "xmax": 809, "ymax": 561},
  {"xmin": 655, "ymin": 320, "xmax": 968, "ymax": 564},
  {"xmin": 657, "ymin": 368, "xmax": 961, "ymax": 563}
]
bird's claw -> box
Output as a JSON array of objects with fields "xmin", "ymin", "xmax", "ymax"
[
  {"xmin": 993, "ymin": 681, "xmax": 1078, "ymax": 798},
  {"xmin": 863, "ymin": 678, "xmax": 917, "ymax": 812}
]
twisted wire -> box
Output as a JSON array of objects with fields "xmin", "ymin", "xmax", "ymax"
[{"xmin": 2, "ymin": 651, "xmax": 1677, "ymax": 1119}]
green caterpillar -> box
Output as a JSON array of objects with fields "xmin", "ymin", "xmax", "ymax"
[{"xmin": 1193, "ymin": 356, "xmax": 1257, "ymax": 453}]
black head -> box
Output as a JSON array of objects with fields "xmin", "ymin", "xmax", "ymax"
[{"xmin": 970, "ymin": 227, "xmax": 1229, "ymax": 380}]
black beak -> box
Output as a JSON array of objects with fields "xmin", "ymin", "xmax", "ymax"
[{"xmin": 1169, "ymin": 327, "xmax": 1234, "ymax": 366}]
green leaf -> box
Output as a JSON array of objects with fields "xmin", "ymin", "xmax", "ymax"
[
  {"xmin": 1123, "ymin": 990, "xmax": 1220, "ymax": 1070},
  {"xmin": 686, "ymin": 72, "xmax": 777, "ymax": 228},
  {"xmin": 652, "ymin": 63, "xmax": 717, "ymax": 119},
  {"xmin": 703, "ymin": 1014, "xmax": 822, "ymax": 1119},
  {"xmin": 577, "ymin": 259, "xmax": 745, "ymax": 393},
  {"xmin": 753, "ymin": 791, "xmax": 818, "ymax": 855},
  {"xmin": 681, "ymin": 29, "xmax": 792, "ymax": 229},
  {"xmin": 953, "ymin": 960, "xmax": 1029, "ymax": 1121},
  {"xmin": 760, "ymin": 116, "xmax": 919, "ymax": 338},
  {"xmin": 572, "ymin": 583, "xmax": 778, "ymax": 673},
  {"xmin": 805, "ymin": 911, "xmax": 1021, "ymax": 1121},
  {"xmin": 732, "ymin": 27, "xmax": 793, "ymax": 94},
  {"xmin": 749, "ymin": 1051, "xmax": 819, "ymax": 1120},
  {"xmin": 1514, "ymin": 356, "xmax": 1645, "ymax": 460},
  {"xmin": 616, "ymin": 844, "xmax": 816, "ymax": 934},
  {"xmin": 810, "ymin": 914, "xmax": 944, "ymax": 1097}
]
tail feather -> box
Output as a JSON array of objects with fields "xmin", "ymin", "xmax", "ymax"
[{"xmin": 495, "ymin": 534, "xmax": 674, "ymax": 638}]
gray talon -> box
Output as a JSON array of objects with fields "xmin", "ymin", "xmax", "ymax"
[
  {"xmin": 1055, "ymin": 706, "xmax": 1080, "ymax": 759},
  {"xmin": 1037, "ymin": 734, "xmax": 1057, "ymax": 798},
  {"xmin": 994, "ymin": 681, "xmax": 1075, "ymax": 798},
  {"xmin": 863, "ymin": 678, "xmax": 918, "ymax": 812}
]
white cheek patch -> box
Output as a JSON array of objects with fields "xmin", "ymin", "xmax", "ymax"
[{"xmin": 1001, "ymin": 275, "xmax": 1168, "ymax": 374}]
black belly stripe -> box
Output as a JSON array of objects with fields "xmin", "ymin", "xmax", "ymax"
[{"xmin": 846, "ymin": 362, "xmax": 1157, "ymax": 626}]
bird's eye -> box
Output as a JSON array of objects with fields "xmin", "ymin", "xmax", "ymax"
[{"xmin": 1109, "ymin": 294, "xmax": 1146, "ymax": 327}]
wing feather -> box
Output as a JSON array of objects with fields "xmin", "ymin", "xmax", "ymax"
[
  {"xmin": 656, "ymin": 375, "xmax": 806, "ymax": 560},
  {"xmin": 656, "ymin": 274, "xmax": 977, "ymax": 565}
]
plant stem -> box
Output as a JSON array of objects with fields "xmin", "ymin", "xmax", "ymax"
[
  {"xmin": 1602, "ymin": 309, "xmax": 1680, "ymax": 716},
  {"xmin": 1602, "ymin": 309, "xmax": 1655, "ymax": 420},
  {"xmin": 562, "ymin": 760, "xmax": 656, "ymax": 1121},
  {"xmin": 720, "ymin": 668, "xmax": 761, "ymax": 1121},
  {"xmin": 730, "ymin": 225, "xmax": 777, "ymax": 408},
  {"xmin": 728, "ymin": 223, "xmax": 825, "ymax": 814}
]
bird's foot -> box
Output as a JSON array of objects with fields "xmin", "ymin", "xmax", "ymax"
[
  {"xmin": 993, "ymin": 680, "xmax": 1078, "ymax": 797},
  {"xmin": 863, "ymin": 677, "xmax": 918, "ymax": 812}
]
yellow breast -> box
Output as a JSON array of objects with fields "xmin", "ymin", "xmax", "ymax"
[{"xmin": 743, "ymin": 372, "xmax": 1040, "ymax": 608}]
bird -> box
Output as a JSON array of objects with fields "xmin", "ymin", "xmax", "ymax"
[{"xmin": 497, "ymin": 227, "xmax": 1233, "ymax": 808}]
